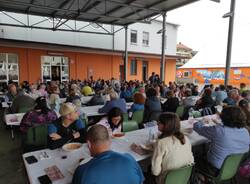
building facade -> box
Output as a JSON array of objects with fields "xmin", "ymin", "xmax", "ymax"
[
  {"xmin": 0, "ymin": 12, "xmax": 179, "ymax": 84},
  {"xmin": 176, "ymin": 42, "xmax": 196, "ymax": 68}
]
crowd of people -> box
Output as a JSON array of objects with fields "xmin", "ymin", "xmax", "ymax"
[{"xmin": 0, "ymin": 75, "xmax": 250, "ymax": 184}]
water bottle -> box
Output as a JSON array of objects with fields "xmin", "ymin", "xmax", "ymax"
[
  {"xmin": 148, "ymin": 127, "xmax": 157, "ymax": 144},
  {"xmin": 188, "ymin": 108, "xmax": 194, "ymax": 120}
]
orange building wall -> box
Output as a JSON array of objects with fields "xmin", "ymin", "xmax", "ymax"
[
  {"xmin": 27, "ymin": 49, "xmax": 46, "ymax": 83},
  {"xmin": 0, "ymin": 46, "xmax": 177, "ymax": 83},
  {"xmin": 165, "ymin": 59, "xmax": 176, "ymax": 84},
  {"xmin": 177, "ymin": 68, "xmax": 250, "ymax": 86}
]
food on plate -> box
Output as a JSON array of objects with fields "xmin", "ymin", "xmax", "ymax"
[
  {"xmin": 10, "ymin": 118, "xmax": 18, "ymax": 122},
  {"xmin": 112, "ymin": 132, "xmax": 125, "ymax": 138},
  {"xmin": 62, "ymin": 143, "xmax": 82, "ymax": 151},
  {"xmin": 140, "ymin": 144, "xmax": 154, "ymax": 151}
]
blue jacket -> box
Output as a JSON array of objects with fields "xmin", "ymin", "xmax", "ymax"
[
  {"xmin": 98, "ymin": 98, "xmax": 127, "ymax": 113},
  {"xmin": 129, "ymin": 103, "xmax": 144, "ymax": 112},
  {"xmin": 72, "ymin": 151, "xmax": 144, "ymax": 184},
  {"xmin": 194, "ymin": 122, "xmax": 250, "ymax": 169}
]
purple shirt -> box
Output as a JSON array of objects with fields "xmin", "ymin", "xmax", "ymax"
[{"xmin": 20, "ymin": 110, "xmax": 57, "ymax": 133}]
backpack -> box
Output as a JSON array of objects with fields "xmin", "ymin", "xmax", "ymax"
[{"xmin": 239, "ymin": 160, "xmax": 250, "ymax": 178}]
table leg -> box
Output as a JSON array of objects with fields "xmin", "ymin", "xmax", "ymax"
[{"xmin": 11, "ymin": 125, "xmax": 14, "ymax": 140}]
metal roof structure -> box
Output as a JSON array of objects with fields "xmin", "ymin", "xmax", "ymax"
[
  {"xmin": 0, "ymin": 0, "xmax": 201, "ymax": 27},
  {"xmin": 0, "ymin": 0, "xmax": 220, "ymax": 81}
]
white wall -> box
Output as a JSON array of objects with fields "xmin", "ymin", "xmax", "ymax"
[
  {"xmin": 114, "ymin": 21, "xmax": 177, "ymax": 55},
  {"xmin": 0, "ymin": 12, "xmax": 178, "ymax": 55}
]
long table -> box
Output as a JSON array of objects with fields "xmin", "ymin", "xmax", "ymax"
[
  {"xmin": 5, "ymin": 113, "xmax": 25, "ymax": 139},
  {"xmin": 22, "ymin": 116, "xmax": 217, "ymax": 184},
  {"xmin": 80, "ymin": 102, "xmax": 133, "ymax": 117}
]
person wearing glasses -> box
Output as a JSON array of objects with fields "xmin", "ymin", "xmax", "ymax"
[{"xmin": 48, "ymin": 102, "xmax": 86, "ymax": 149}]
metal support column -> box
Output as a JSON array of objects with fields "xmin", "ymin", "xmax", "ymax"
[
  {"xmin": 160, "ymin": 12, "xmax": 166, "ymax": 82},
  {"xmin": 224, "ymin": 0, "xmax": 236, "ymax": 86},
  {"xmin": 124, "ymin": 26, "xmax": 128, "ymax": 81}
]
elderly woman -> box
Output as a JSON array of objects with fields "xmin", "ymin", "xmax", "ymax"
[
  {"xmin": 129, "ymin": 92, "xmax": 145, "ymax": 113},
  {"xmin": 48, "ymin": 103, "xmax": 86, "ymax": 149},
  {"xmin": 193, "ymin": 106, "xmax": 250, "ymax": 176},
  {"xmin": 152, "ymin": 113, "xmax": 194, "ymax": 184},
  {"xmin": 98, "ymin": 91, "xmax": 127, "ymax": 113},
  {"xmin": 20, "ymin": 96, "xmax": 57, "ymax": 133},
  {"xmin": 223, "ymin": 89, "xmax": 240, "ymax": 106}
]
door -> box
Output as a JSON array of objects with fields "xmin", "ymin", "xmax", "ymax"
[
  {"xmin": 119, "ymin": 65, "xmax": 125, "ymax": 81},
  {"xmin": 142, "ymin": 61, "xmax": 148, "ymax": 82},
  {"xmin": 51, "ymin": 66, "xmax": 61, "ymax": 81}
]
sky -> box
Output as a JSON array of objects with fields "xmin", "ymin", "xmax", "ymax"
[{"xmin": 166, "ymin": 0, "xmax": 250, "ymax": 52}]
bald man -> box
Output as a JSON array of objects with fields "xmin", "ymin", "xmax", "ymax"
[{"xmin": 72, "ymin": 124, "xmax": 144, "ymax": 184}]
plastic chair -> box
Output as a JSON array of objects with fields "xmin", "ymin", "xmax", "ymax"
[
  {"xmin": 192, "ymin": 111, "xmax": 202, "ymax": 118},
  {"xmin": 24, "ymin": 124, "xmax": 48, "ymax": 150},
  {"xmin": 165, "ymin": 164, "xmax": 193, "ymax": 184},
  {"xmin": 123, "ymin": 113, "xmax": 129, "ymax": 121},
  {"xmin": 148, "ymin": 111, "xmax": 161, "ymax": 122},
  {"xmin": 176, "ymin": 106, "xmax": 185, "ymax": 119},
  {"xmin": 131, "ymin": 110, "xmax": 144, "ymax": 125},
  {"xmin": 122, "ymin": 120, "xmax": 138, "ymax": 132},
  {"xmin": 18, "ymin": 106, "xmax": 32, "ymax": 113},
  {"xmin": 79, "ymin": 113, "xmax": 88, "ymax": 127},
  {"xmin": 198, "ymin": 153, "xmax": 245, "ymax": 184}
]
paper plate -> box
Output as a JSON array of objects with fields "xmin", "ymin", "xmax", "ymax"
[
  {"xmin": 112, "ymin": 132, "xmax": 125, "ymax": 139},
  {"xmin": 62, "ymin": 143, "xmax": 82, "ymax": 151},
  {"xmin": 140, "ymin": 144, "xmax": 153, "ymax": 151}
]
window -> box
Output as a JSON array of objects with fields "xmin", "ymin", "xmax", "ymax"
[
  {"xmin": 130, "ymin": 59, "xmax": 137, "ymax": 75},
  {"xmin": 183, "ymin": 71, "xmax": 190, "ymax": 78},
  {"xmin": 142, "ymin": 31, "xmax": 149, "ymax": 46},
  {"xmin": 130, "ymin": 30, "xmax": 137, "ymax": 44},
  {"xmin": 0, "ymin": 53, "xmax": 19, "ymax": 82}
]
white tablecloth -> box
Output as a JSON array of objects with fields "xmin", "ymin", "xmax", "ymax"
[
  {"xmin": 22, "ymin": 116, "xmax": 215, "ymax": 184},
  {"xmin": 5, "ymin": 113, "xmax": 25, "ymax": 126},
  {"xmin": 80, "ymin": 102, "xmax": 133, "ymax": 117}
]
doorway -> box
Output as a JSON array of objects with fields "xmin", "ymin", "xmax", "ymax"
[
  {"xmin": 119, "ymin": 65, "xmax": 125, "ymax": 81},
  {"xmin": 142, "ymin": 61, "xmax": 148, "ymax": 82},
  {"xmin": 51, "ymin": 66, "xmax": 61, "ymax": 81},
  {"xmin": 41, "ymin": 56, "xmax": 69, "ymax": 82}
]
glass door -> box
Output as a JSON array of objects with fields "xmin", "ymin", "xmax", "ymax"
[{"xmin": 41, "ymin": 56, "xmax": 69, "ymax": 82}]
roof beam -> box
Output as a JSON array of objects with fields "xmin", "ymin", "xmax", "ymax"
[
  {"xmin": 51, "ymin": 0, "xmax": 75, "ymax": 17},
  {"xmin": 25, "ymin": 0, "xmax": 35, "ymax": 13},
  {"xmin": 163, "ymin": 0, "xmax": 200, "ymax": 12},
  {"xmin": 0, "ymin": 0, "xmax": 149, "ymax": 25},
  {"xmin": 73, "ymin": 1, "xmax": 102, "ymax": 20},
  {"xmin": 81, "ymin": 1, "xmax": 102, "ymax": 12},
  {"xmin": 92, "ymin": 0, "xmax": 137, "ymax": 22},
  {"xmin": 109, "ymin": 0, "xmax": 166, "ymax": 24},
  {"xmin": 0, "ymin": 22, "xmax": 113, "ymax": 35},
  {"xmin": 122, "ymin": 0, "xmax": 166, "ymax": 19},
  {"xmin": 97, "ymin": 0, "xmax": 160, "ymax": 12}
]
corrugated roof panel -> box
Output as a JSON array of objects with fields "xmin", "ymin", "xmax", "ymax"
[{"xmin": 0, "ymin": 0, "xmax": 205, "ymax": 25}]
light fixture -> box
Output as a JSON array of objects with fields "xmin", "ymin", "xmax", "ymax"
[
  {"xmin": 210, "ymin": 0, "xmax": 220, "ymax": 2},
  {"xmin": 222, "ymin": 12, "xmax": 233, "ymax": 18}
]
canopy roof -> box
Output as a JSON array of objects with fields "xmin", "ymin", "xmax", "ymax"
[{"xmin": 0, "ymin": 0, "xmax": 200, "ymax": 26}]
